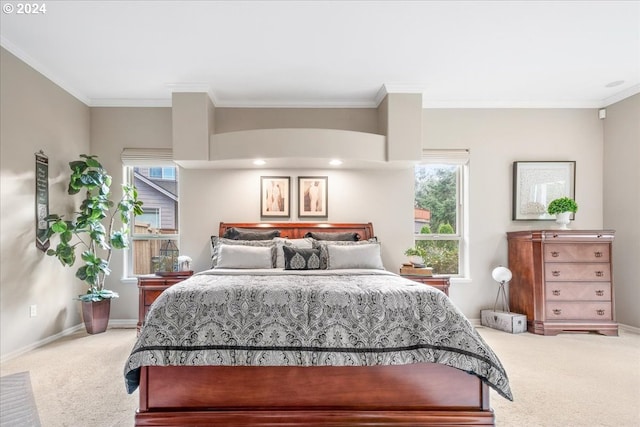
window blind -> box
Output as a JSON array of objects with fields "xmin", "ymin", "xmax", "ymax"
[
  {"xmin": 421, "ymin": 149, "xmax": 469, "ymax": 165},
  {"xmin": 121, "ymin": 148, "xmax": 173, "ymax": 166}
]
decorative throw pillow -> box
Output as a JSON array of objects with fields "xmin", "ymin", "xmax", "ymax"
[
  {"xmin": 215, "ymin": 244, "xmax": 274, "ymax": 269},
  {"xmin": 210, "ymin": 237, "xmax": 276, "ymax": 268},
  {"xmin": 304, "ymin": 231, "xmax": 361, "ymax": 241},
  {"xmin": 282, "ymin": 245, "xmax": 321, "ymax": 270},
  {"xmin": 223, "ymin": 227, "xmax": 281, "ymax": 240},
  {"xmin": 326, "ymin": 243, "xmax": 384, "ymax": 270}
]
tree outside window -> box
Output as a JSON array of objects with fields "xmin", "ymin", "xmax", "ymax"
[{"xmin": 414, "ymin": 163, "xmax": 461, "ymax": 275}]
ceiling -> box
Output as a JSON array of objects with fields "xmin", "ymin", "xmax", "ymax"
[{"xmin": 1, "ymin": 1, "xmax": 639, "ymax": 109}]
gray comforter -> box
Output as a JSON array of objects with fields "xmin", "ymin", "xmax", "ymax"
[{"xmin": 124, "ymin": 269, "xmax": 513, "ymax": 400}]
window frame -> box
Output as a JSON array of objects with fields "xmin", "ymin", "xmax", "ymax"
[
  {"xmin": 413, "ymin": 150, "xmax": 469, "ymax": 279},
  {"xmin": 120, "ymin": 148, "xmax": 178, "ymax": 280}
]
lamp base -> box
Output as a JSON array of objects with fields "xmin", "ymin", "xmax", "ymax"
[{"xmin": 480, "ymin": 310, "xmax": 527, "ymax": 334}]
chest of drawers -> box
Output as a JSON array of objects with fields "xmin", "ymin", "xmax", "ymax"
[
  {"xmin": 137, "ymin": 272, "xmax": 193, "ymax": 333},
  {"xmin": 507, "ymin": 230, "xmax": 617, "ymax": 336}
]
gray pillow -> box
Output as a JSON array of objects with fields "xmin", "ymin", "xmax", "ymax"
[
  {"xmin": 223, "ymin": 227, "xmax": 281, "ymax": 240},
  {"xmin": 326, "ymin": 243, "xmax": 384, "ymax": 270},
  {"xmin": 304, "ymin": 231, "xmax": 360, "ymax": 241},
  {"xmin": 215, "ymin": 244, "xmax": 274, "ymax": 269},
  {"xmin": 282, "ymin": 246, "xmax": 321, "ymax": 270},
  {"xmin": 313, "ymin": 239, "xmax": 379, "ymax": 269},
  {"xmin": 210, "ymin": 237, "xmax": 276, "ymax": 268}
]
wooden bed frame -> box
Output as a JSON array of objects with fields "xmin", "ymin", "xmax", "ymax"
[{"xmin": 134, "ymin": 222, "xmax": 495, "ymax": 426}]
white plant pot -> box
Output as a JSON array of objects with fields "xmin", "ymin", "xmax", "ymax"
[
  {"xmin": 408, "ymin": 255, "xmax": 423, "ymax": 265},
  {"xmin": 555, "ymin": 212, "xmax": 572, "ymax": 230}
]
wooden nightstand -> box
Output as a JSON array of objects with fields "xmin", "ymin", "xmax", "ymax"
[
  {"xmin": 400, "ymin": 274, "xmax": 450, "ymax": 296},
  {"xmin": 137, "ymin": 271, "xmax": 194, "ymax": 333}
]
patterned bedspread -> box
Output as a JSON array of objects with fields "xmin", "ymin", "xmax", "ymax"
[{"xmin": 124, "ymin": 269, "xmax": 513, "ymax": 400}]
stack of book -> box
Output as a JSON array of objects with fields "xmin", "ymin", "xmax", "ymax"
[{"xmin": 399, "ymin": 264, "xmax": 433, "ymax": 276}]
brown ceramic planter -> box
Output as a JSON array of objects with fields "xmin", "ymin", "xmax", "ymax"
[{"xmin": 81, "ymin": 298, "xmax": 111, "ymax": 334}]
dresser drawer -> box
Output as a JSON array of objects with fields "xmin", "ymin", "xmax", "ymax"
[
  {"xmin": 544, "ymin": 244, "xmax": 610, "ymax": 262},
  {"xmin": 144, "ymin": 289, "xmax": 165, "ymax": 306},
  {"xmin": 546, "ymin": 302, "xmax": 613, "ymax": 320},
  {"xmin": 545, "ymin": 282, "xmax": 611, "ymax": 301},
  {"xmin": 544, "ymin": 263, "xmax": 611, "ymax": 281}
]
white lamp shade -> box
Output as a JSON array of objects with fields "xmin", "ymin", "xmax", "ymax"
[{"xmin": 492, "ymin": 266, "xmax": 512, "ymax": 283}]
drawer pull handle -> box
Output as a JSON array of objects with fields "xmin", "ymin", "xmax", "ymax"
[
  {"xmin": 595, "ymin": 290, "xmax": 604, "ymax": 297},
  {"xmin": 553, "ymin": 309, "xmax": 562, "ymax": 315},
  {"xmin": 595, "ymin": 271, "xmax": 604, "ymax": 277},
  {"xmin": 551, "ymin": 251, "xmax": 560, "ymax": 257},
  {"xmin": 552, "ymin": 290, "xmax": 561, "ymax": 296},
  {"xmin": 594, "ymin": 251, "xmax": 603, "ymax": 258},
  {"xmin": 552, "ymin": 270, "xmax": 561, "ymax": 277},
  {"xmin": 596, "ymin": 309, "xmax": 605, "ymax": 316}
]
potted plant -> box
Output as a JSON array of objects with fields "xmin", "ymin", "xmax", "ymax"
[
  {"xmin": 547, "ymin": 197, "xmax": 578, "ymax": 230},
  {"xmin": 46, "ymin": 154, "xmax": 143, "ymax": 334},
  {"xmin": 404, "ymin": 246, "xmax": 427, "ymax": 266}
]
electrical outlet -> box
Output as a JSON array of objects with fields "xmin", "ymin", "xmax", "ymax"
[{"xmin": 30, "ymin": 305, "xmax": 37, "ymax": 317}]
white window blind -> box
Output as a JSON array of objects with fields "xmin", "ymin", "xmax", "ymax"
[
  {"xmin": 121, "ymin": 148, "xmax": 173, "ymax": 166},
  {"xmin": 421, "ymin": 149, "xmax": 469, "ymax": 165}
]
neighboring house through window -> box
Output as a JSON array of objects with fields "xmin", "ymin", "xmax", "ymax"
[
  {"xmin": 122, "ymin": 149, "xmax": 179, "ymax": 277},
  {"xmin": 413, "ymin": 150, "xmax": 469, "ymax": 278}
]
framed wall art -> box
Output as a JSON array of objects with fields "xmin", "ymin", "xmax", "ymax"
[
  {"xmin": 298, "ymin": 176, "xmax": 328, "ymax": 218},
  {"xmin": 512, "ymin": 161, "xmax": 576, "ymax": 220},
  {"xmin": 260, "ymin": 176, "xmax": 290, "ymax": 218}
]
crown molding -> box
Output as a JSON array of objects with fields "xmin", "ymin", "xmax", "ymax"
[
  {"xmin": 1, "ymin": 36, "xmax": 90, "ymax": 106},
  {"xmin": 89, "ymin": 98, "xmax": 172, "ymax": 107},
  {"xmin": 601, "ymin": 84, "xmax": 640, "ymax": 107}
]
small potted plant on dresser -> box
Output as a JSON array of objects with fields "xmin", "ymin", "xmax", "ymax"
[
  {"xmin": 547, "ymin": 197, "xmax": 578, "ymax": 230},
  {"xmin": 45, "ymin": 154, "xmax": 143, "ymax": 334},
  {"xmin": 404, "ymin": 247, "xmax": 427, "ymax": 267}
]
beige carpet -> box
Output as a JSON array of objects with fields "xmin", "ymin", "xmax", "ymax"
[{"xmin": 0, "ymin": 326, "xmax": 638, "ymax": 427}]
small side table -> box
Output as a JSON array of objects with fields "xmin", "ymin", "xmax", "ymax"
[
  {"xmin": 137, "ymin": 271, "xmax": 193, "ymax": 333},
  {"xmin": 400, "ymin": 274, "xmax": 450, "ymax": 296}
]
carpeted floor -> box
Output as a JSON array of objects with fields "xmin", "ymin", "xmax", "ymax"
[
  {"xmin": 0, "ymin": 326, "xmax": 638, "ymax": 426},
  {"xmin": 0, "ymin": 371, "xmax": 41, "ymax": 427}
]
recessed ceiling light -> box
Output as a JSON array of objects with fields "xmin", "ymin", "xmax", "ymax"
[
  {"xmin": 605, "ymin": 80, "xmax": 624, "ymax": 88},
  {"xmin": 329, "ymin": 159, "xmax": 342, "ymax": 166},
  {"xmin": 253, "ymin": 159, "xmax": 266, "ymax": 166}
]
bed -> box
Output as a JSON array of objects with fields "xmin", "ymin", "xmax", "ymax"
[{"xmin": 125, "ymin": 222, "xmax": 512, "ymax": 426}]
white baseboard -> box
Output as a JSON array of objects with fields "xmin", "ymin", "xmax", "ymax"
[
  {"xmin": 0, "ymin": 319, "xmax": 137, "ymax": 364},
  {"xmin": 1, "ymin": 323, "xmax": 84, "ymax": 364}
]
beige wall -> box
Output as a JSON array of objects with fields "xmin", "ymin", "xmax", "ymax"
[
  {"xmin": 603, "ymin": 94, "xmax": 640, "ymax": 328},
  {"xmin": 1, "ymin": 48, "xmax": 90, "ymax": 359},
  {"xmin": 2, "ymin": 49, "xmax": 638, "ymax": 360},
  {"xmin": 422, "ymin": 109, "xmax": 605, "ymax": 316},
  {"xmin": 89, "ymin": 106, "xmax": 173, "ymax": 321}
]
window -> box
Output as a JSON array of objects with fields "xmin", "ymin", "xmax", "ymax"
[
  {"xmin": 149, "ymin": 167, "xmax": 176, "ymax": 180},
  {"xmin": 413, "ymin": 150, "xmax": 469, "ymax": 277},
  {"xmin": 122, "ymin": 149, "xmax": 179, "ymax": 277}
]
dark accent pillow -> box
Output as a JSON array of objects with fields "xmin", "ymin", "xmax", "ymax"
[
  {"xmin": 223, "ymin": 227, "xmax": 281, "ymax": 240},
  {"xmin": 304, "ymin": 231, "xmax": 361, "ymax": 241},
  {"xmin": 282, "ymin": 245, "xmax": 321, "ymax": 270}
]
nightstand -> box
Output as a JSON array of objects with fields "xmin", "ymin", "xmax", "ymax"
[
  {"xmin": 137, "ymin": 271, "xmax": 194, "ymax": 333},
  {"xmin": 400, "ymin": 274, "xmax": 450, "ymax": 296}
]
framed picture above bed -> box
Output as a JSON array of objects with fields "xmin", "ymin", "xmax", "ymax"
[
  {"xmin": 260, "ymin": 176, "xmax": 290, "ymax": 218},
  {"xmin": 298, "ymin": 176, "xmax": 328, "ymax": 218},
  {"xmin": 512, "ymin": 161, "xmax": 576, "ymax": 220}
]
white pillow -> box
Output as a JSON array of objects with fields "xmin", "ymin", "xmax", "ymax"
[
  {"xmin": 326, "ymin": 243, "xmax": 384, "ymax": 270},
  {"xmin": 215, "ymin": 244, "xmax": 274, "ymax": 269},
  {"xmin": 287, "ymin": 238, "xmax": 315, "ymax": 249}
]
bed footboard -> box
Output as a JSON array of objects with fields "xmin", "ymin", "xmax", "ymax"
[{"xmin": 135, "ymin": 364, "xmax": 494, "ymax": 426}]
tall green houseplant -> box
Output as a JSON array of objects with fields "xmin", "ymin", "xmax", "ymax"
[{"xmin": 46, "ymin": 154, "xmax": 143, "ymax": 302}]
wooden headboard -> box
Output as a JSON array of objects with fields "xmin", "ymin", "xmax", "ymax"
[{"xmin": 219, "ymin": 222, "xmax": 375, "ymax": 240}]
